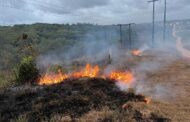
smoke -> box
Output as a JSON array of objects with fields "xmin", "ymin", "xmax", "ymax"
[
  {"xmin": 134, "ymin": 82, "xmax": 176, "ymax": 100},
  {"xmin": 36, "ymin": 25, "xmax": 120, "ymax": 70},
  {"xmin": 36, "ymin": 21, "xmax": 190, "ymax": 101},
  {"xmin": 116, "ymin": 81, "xmax": 130, "ymax": 91},
  {"xmin": 130, "ymin": 22, "xmax": 190, "ymax": 101},
  {"xmin": 173, "ymin": 24, "xmax": 190, "ymax": 59}
]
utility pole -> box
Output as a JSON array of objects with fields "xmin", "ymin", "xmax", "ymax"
[
  {"xmin": 103, "ymin": 26, "xmax": 107, "ymax": 41},
  {"xmin": 119, "ymin": 24, "xmax": 123, "ymax": 47},
  {"xmin": 148, "ymin": 0, "xmax": 159, "ymax": 47},
  {"xmin": 113, "ymin": 24, "xmax": 123, "ymax": 48},
  {"xmin": 163, "ymin": 0, "xmax": 167, "ymax": 42},
  {"xmin": 114, "ymin": 24, "xmax": 123, "ymax": 48},
  {"xmin": 126, "ymin": 23, "xmax": 135, "ymax": 49}
]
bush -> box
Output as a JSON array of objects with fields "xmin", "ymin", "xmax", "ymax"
[{"xmin": 16, "ymin": 56, "xmax": 40, "ymax": 84}]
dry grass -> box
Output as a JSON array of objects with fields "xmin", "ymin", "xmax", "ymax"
[
  {"xmin": 149, "ymin": 101, "xmax": 190, "ymax": 122},
  {"xmin": 145, "ymin": 61, "xmax": 190, "ymax": 122},
  {"xmin": 132, "ymin": 52, "xmax": 190, "ymax": 122}
]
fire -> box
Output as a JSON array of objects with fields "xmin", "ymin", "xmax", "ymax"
[
  {"xmin": 72, "ymin": 64, "xmax": 100, "ymax": 78},
  {"xmin": 39, "ymin": 64, "xmax": 100, "ymax": 85},
  {"xmin": 131, "ymin": 50, "xmax": 142, "ymax": 56},
  {"xmin": 144, "ymin": 98, "xmax": 151, "ymax": 104},
  {"xmin": 109, "ymin": 71, "xmax": 134, "ymax": 84},
  {"xmin": 39, "ymin": 69, "xmax": 69, "ymax": 85},
  {"xmin": 39, "ymin": 64, "xmax": 134, "ymax": 86}
]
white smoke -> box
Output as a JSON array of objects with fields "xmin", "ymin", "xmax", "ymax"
[{"xmin": 173, "ymin": 24, "xmax": 190, "ymax": 59}]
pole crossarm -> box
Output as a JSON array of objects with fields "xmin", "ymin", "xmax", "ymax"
[{"xmin": 148, "ymin": 0, "xmax": 158, "ymax": 3}]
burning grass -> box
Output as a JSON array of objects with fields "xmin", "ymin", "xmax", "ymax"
[{"xmin": 39, "ymin": 64, "xmax": 135, "ymax": 86}]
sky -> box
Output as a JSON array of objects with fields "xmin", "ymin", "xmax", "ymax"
[{"xmin": 0, "ymin": 0, "xmax": 189, "ymax": 25}]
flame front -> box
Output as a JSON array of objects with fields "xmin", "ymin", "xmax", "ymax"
[
  {"xmin": 39, "ymin": 64, "xmax": 100, "ymax": 85},
  {"xmin": 39, "ymin": 64, "xmax": 134, "ymax": 85}
]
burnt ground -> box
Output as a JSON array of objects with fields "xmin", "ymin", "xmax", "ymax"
[{"xmin": 0, "ymin": 78, "xmax": 170, "ymax": 122}]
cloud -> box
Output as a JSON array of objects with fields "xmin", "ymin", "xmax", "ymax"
[
  {"xmin": 30, "ymin": 0, "xmax": 110, "ymax": 14},
  {"xmin": 0, "ymin": 0, "xmax": 189, "ymax": 25}
]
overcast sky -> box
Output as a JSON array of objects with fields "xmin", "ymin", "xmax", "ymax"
[{"xmin": 0, "ymin": 0, "xmax": 189, "ymax": 25}]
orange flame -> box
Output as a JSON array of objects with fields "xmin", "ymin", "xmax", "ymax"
[
  {"xmin": 39, "ymin": 69, "xmax": 69, "ymax": 85},
  {"xmin": 72, "ymin": 64, "xmax": 100, "ymax": 78},
  {"xmin": 131, "ymin": 50, "xmax": 142, "ymax": 56},
  {"xmin": 109, "ymin": 71, "xmax": 134, "ymax": 84},
  {"xmin": 39, "ymin": 64, "xmax": 134, "ymax": 86}
]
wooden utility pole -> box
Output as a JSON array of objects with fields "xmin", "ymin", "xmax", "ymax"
[
  {"xmin": 103, "ymin": 26, "xmax": 107, "ymax": 41},
  {"xmin": 126, "ymin": 23, "xmax": 135, "ymax": 49},
  {"xmin": 115, "ymin": 24, "xmax": 123, "ymax": 48},
  {"xmin": 114, "ymin": 24, "xmax": 123, "ymax": 48},
  {"xmin": 148, "ymin": 0, "xmax": 159, "ymax": 47},
  {"xmin": 163, "ymin": 0, "xmax": 167, "ymax": 42},
  {"xmin": 119, "ymin": 24, "xmax": 123, "ymax": 47}
]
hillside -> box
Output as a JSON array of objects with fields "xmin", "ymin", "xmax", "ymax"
[{"xmin": 0, "ymin": 19, "xmax": 190, "ymax": 122}]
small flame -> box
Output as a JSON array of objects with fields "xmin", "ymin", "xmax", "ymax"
[
  {"xmin": 131, "ymin": 50, "xmax": 142, "ymax": 56},
  {"xmin": 72, "ymin": 64, "xmax": 100, "ymax": 78},
  {"xmin": 144, "ymin": 98, "xmax": 151, "ymax": 104},
  {"xmin": 109, "ymin": 71, "xmax": 134, "ymax": 84},
  {"xmin": 39, "ymin": 64, "xmax": 134, "ymax": 86}
]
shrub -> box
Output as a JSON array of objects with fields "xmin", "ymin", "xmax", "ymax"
[{"xmin": 16, "ymin": 56, "xmax": 40, "ymax": 84}]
